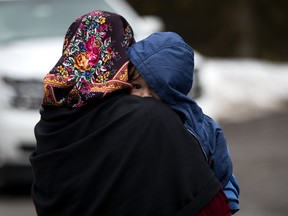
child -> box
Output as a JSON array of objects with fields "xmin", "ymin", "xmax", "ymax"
[{"xmin": 128, "ymin": 32, "xmax": 240, "ymax": 214}]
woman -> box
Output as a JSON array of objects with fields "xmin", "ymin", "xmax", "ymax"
[{"xmin": 30, "ymin": 11, "xmax": 223, "ymax": 216}]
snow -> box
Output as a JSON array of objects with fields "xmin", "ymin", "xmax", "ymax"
[{"xmin": 195, "ymin": 58, "xmax": 288, "ymax": 122}]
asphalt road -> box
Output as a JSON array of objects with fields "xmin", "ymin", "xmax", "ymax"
[
  {"xmin": 0, "ymin": 185, "xmax": 36, "ymax": 216},
  {"xmin": 0, "ymin": 107, "xmax": 287, "ymax": 216},
  {"xmin": 221, "ymin": 107, "xmax": 288, "ymax": 216}
]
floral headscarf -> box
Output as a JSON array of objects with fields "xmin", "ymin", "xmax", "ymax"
[{"xmin": 42, "ymin": 10, "xmax": 135, "ymax": 107}]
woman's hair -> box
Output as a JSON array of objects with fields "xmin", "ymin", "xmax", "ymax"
[
  {"xmin": 128, "ymin": 63, "xmax": 141, "ymax": 82},
  {"xmin": 42, "ymin": 10, "xmax": 135, "ymax": 108}
]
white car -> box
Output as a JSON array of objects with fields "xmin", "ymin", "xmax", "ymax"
[{"xmin": 0, "ymin": 0, "xmax": 164, "ymax": 186}]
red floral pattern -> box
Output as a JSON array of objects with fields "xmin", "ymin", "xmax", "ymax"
[{"xmin": 42, "ymin": 11, "xmax": 135, "ymax": 107}]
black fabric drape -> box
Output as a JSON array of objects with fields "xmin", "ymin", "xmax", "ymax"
[{"xmin": 30, "ymin": 94, "xmax": 220, "ymax": 216}]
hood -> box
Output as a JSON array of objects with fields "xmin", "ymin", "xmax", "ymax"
[
  {"xmin": 128, "ymin": 32, "xmax": 203, "ymax": 128},
  {"xmin": 128, "ymin": 32, "xmax": 194, "ymax": 104}
]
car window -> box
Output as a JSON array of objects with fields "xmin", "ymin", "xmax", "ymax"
[{"xmin": 0, "ymin": 1, "xmax": 116, "ymax": 42}]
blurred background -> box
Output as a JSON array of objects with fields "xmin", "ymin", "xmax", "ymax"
[
  {"xmin": 0, "ymin": 0, "xmax": 287, "ymax": 215},
  {"xmin": 128, "ymin": 0, "xmax": 288, "ymax": 61}
]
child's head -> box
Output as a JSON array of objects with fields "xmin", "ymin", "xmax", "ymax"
[
  {"xmin": 128, "ymin": 63, "xmax": 160, "ymax": 100},
  {"xmin": 127, "ymin": 32, "xmax": 194, "ymax": 106}
]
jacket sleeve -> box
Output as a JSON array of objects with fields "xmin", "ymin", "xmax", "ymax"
[{"xmin": 224, "ymin": 174, "xmax": 240, "ymax": 214}]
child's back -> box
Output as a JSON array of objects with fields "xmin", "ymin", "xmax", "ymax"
[{"xmin": 128, "ymin": 32, "xmax": 240, "ymax": 214}]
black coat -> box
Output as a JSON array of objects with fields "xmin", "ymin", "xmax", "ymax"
[{"xmin": 30, "ymin": 94, "xmax": 220, "ymax": 216}]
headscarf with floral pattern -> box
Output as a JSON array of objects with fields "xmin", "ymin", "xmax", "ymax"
[{"xmin": 42, "ymin": 10, "xmax": 135, "ymax": 107}]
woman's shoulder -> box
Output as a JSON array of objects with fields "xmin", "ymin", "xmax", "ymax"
[{"xmin": 102, "ymin": 94, "xmax": 178, "ymax": 117}]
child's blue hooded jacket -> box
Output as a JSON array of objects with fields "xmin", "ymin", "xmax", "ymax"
[{"xmin": 128, "ymin": 32, "xmax": 240, "ymax": 213}]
